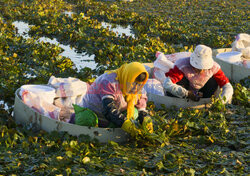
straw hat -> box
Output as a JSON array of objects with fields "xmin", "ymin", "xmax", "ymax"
[{"xmin": 190, "ymin": 45, "xmax": 214, "ymax": 69}]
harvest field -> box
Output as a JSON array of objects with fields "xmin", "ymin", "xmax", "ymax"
[{"xmin": 0, "ymin": 0, "xmax": 249, "ymax": 175}]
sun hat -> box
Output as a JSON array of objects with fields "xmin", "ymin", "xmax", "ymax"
[{"xmin": 190, "ymin": 45, "xmax": 214, "ymax": 69}]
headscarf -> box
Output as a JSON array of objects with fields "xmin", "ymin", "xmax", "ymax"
[{"xmin": 107, "ymin": 62, "xmax": 149, "ymax": 120}]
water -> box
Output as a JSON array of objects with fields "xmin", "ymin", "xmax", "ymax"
[
  {"xmin": 101, "ymin": 22, "xmax": 135, "ymax": 38},
  {"xmin": 7, "ymin": 14, "xmax": 135, "ymax": 112},
  {"xmin": 13, "ymin": 21, "xmax": 97, "ymax": 70},
  {"xmin": 63, "ymin": 11, "xmax": 135, "ymax": 38},
  {"xmin": 13, "ymin": 18, "xmax": 134, "ymax": 70},
  {"xmin": 63, "ymin": 11, "xmax": 75, "ymax": 17},
  {"xmin": 12, "ymin": 21, "xmax": 30, "ymax": 39},
  {"xmin": 0, "ymin": 100, "xmax": 9, "ymax": 111},
  {"xmin": 38, "ymin": 37, "xmax": 97, "ymax": 70}
]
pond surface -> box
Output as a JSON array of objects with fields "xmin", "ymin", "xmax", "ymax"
[
  {"xmin": 12, "ymin": 20, "xmax": 134, "ymax": 71},
  {"xmin": 12, "ymin": 21, "xmax": 97, "ymax": 71},
  {"xmin": 101, "ymin": 22, "xmax": 135, "ymax": 38},
  {"xmin": 0, "ymin": 101, "xmax": 8, "ymax": 111},
  {"xmin": 63, "ymin": 11, "xmax": 135, "ymax": 38}
]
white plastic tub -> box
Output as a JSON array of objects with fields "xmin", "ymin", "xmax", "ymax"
[
  {"xmin": 14, "ymin": 88, "xmax": 129, "ymax": 143},
  {"xmin": 213, "ymin": 48, "xmax": 250, "ymax": 82},
  {"xmin": 216, "ymin": 51, "xmax": 242, "ymax": 63}
]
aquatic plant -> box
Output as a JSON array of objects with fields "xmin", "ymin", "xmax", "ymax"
[{"xmin": 0, "ymin": 0, "xmax": 249, "ymax": 175}]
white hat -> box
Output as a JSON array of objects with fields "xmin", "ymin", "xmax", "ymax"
[{"xmin": 190, "ymin": 45, "xmax": 214, "ymax": 69}]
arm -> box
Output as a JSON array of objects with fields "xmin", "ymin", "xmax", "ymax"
[
  {"xmin": 134, "ymin": 88, "xmax": 150, "ymax": 123},
  {"xmin": 99, "ymin": 78, "xmax": 126, "ymax": 127},
  {"xmin": 102, "ymin": 95, "xmax": 153, "ymax": 134},
  {"xmin": 163, "ymin": 66, "xmax": 188, "ymax": 98},
  {"xmin": 133, "ymin": 91, "xmax": 154, "ymax": 134},
  {"xmin": 163, "ymin": 77, "xmax": 190, "ymax": 98},
  {"xmin": 220, "ymin": 83, "xmax": 234, "ymax": 103},
  {"xmin": 135, "ymin": 88, "xmax": 147, "ymax": 111},
  {"xmin": 102, "ymin": 96, "xmax": 126, "ymax": 127},
  {"xmin": 165, "ymin": 66, "xmax": 184, "ymax": 84},
  {"xmin": 213, "ymin": 69, "xmax": 233, "ymax": 103}
]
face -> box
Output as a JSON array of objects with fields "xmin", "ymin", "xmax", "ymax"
[
  {"xmin": 128, "ymin": 72, "xmax": 147, "ymax": 94},
  {"xmin": 128, "ymin": 82, "xmax": 144, "ymax": 94},
  {"xmin": 193, "ymin": 67, "xmax": 204, "ymax": 74}
]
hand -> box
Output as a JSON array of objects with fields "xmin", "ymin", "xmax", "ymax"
[
  {"xmin": 187, "ymin": 91, "xmax": 203, "ymax": 102},
  {"xmin": 138, "ymin": 111, "xmax": 154, "ymax": 134},
  {"xmin": 121, "ymin": 119, "xmax": 142, "ymax": 137},
  {"xmin": 59, "ymin": 106, "xmax": 74, "ymax": 122},
  {"xmin": 142, "ymin": 116, "xmax": 154, "ymax": 134},
  {"xmin": 138, "ymin": 110, "xmax": 148, "ymax": 124}
]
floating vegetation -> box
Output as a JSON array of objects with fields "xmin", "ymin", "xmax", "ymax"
[{"xmin": 0, "ymin": 0, "xmax": 249, "ymax": 175}]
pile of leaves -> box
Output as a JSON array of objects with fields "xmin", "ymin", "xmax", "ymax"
[{"xmin": 0, "ymin": 0, "xmax": 249, "ymax": 175}]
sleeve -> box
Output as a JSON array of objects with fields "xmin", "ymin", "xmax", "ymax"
[
  {"xmin": 135, "ymin": 88, "xmax": 149, "ymax": 125},
  {"xmin": 213, "ymin": 69, "xmax": 229, "ymax": 88},
  {"xmin": 102, "ymin": 97, "xmax": 126, "ymax": 127},
  {"xmin": 163, "ymin": 77, "xmax": 189, "ymax": 98},
  {"xmin": 135, "ymin": 89, "xmax": 148, "ymax": 110},
  {"xmin": 98, "ymin": 79, "xmax": 117, "ymax": 99},
  {"xmin": 165, "ymin": 66, "xmax": 185, "ymax": 84}
]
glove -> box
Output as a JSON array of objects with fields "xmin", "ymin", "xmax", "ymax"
[
  {"xmin": 138, "ymin": 110, "xmax": 154, "ymax": 133},
  {"xmin": 121, "ymin": 119, "xmax": 142, "ymax": 137},
  {"xmin": 163, "ymin": 77, "xmax": 189, "ymax": 98},
  {"xmin": 187, "ymin": 91, "xmax": 203, "ymax": 102},
  {"xmin": 220, "ymin": 83, "xmax": 233, "ymax": 104},
  {"xmin": 102, "ymin": 97, "xmax": 126, "ymax": 127},
  {"xmin": 142, "ymin": 116, "xmax": 154, "ymax": 133}
]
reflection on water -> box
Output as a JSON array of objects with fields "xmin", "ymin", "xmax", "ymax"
[{"xmin": 13, "ymin": 21, "xmax": 97, "ymax": 70}]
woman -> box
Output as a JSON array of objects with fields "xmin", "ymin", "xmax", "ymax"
[
  {"xmin": 80, "ymin": 62, "xmax": 153, "ymax": 136},
  {"xmin": 163, "ymin": 44, "xmax": 233, "ymax": 103}
]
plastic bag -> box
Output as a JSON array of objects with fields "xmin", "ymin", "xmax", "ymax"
[
  {"xmin": 232, "ymin": 33, "xmax": 250, "ymax": 60},
  {"xmin": 143, "ymin": 64, "xmax": 154, "ymax": 78},
  {"xmin": 48, "ymin": 76, "xmax": 90, "ymax": 122},
  {"xmin": 144, "ymin": 79, "xmax": 165, "ymax": 96},
  {"xmin": 73, "ymin": 104, "xmax": 98, "ymax": 127},
  {"xmin": 21, "ymin": 90, "xmax": 60, "ymax": 120},
  {"xmin": 153, "ymin": 51, "xmax": 192, "ymax": 83},
  {"xmin": 54, "ymin": 93, "xmax": 86, "ymax": 109},
  {"xmin": 154, "ymin": 52, "xmax": 174, "ymax": 74},
  {"xmin": 48, "ymin": 76, "xmax": 89, "ymax": 98},
  {"xmin": 20, "ymin": 84, "xmax": 56, "ymax": 104}
]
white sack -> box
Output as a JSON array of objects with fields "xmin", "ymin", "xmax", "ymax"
[
  {"xmin": 153, "ymin": 51, "xmax": 192, "ymax": 84},
  {"xmin": 232, "ymin": 33, "xmax": 250, "ymax": 60},
  {"xmin": 48, "ymin": 76, "xmax": 89, "ymax": 98}
]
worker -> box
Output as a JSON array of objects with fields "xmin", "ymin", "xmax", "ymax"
[
  {"xmin": 79, "ymin": 62, "xmax": 153, "ymax": 136},
  {"xmin": 163, "ymin": 44, "xmax": 233, "ymax": 103}
]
